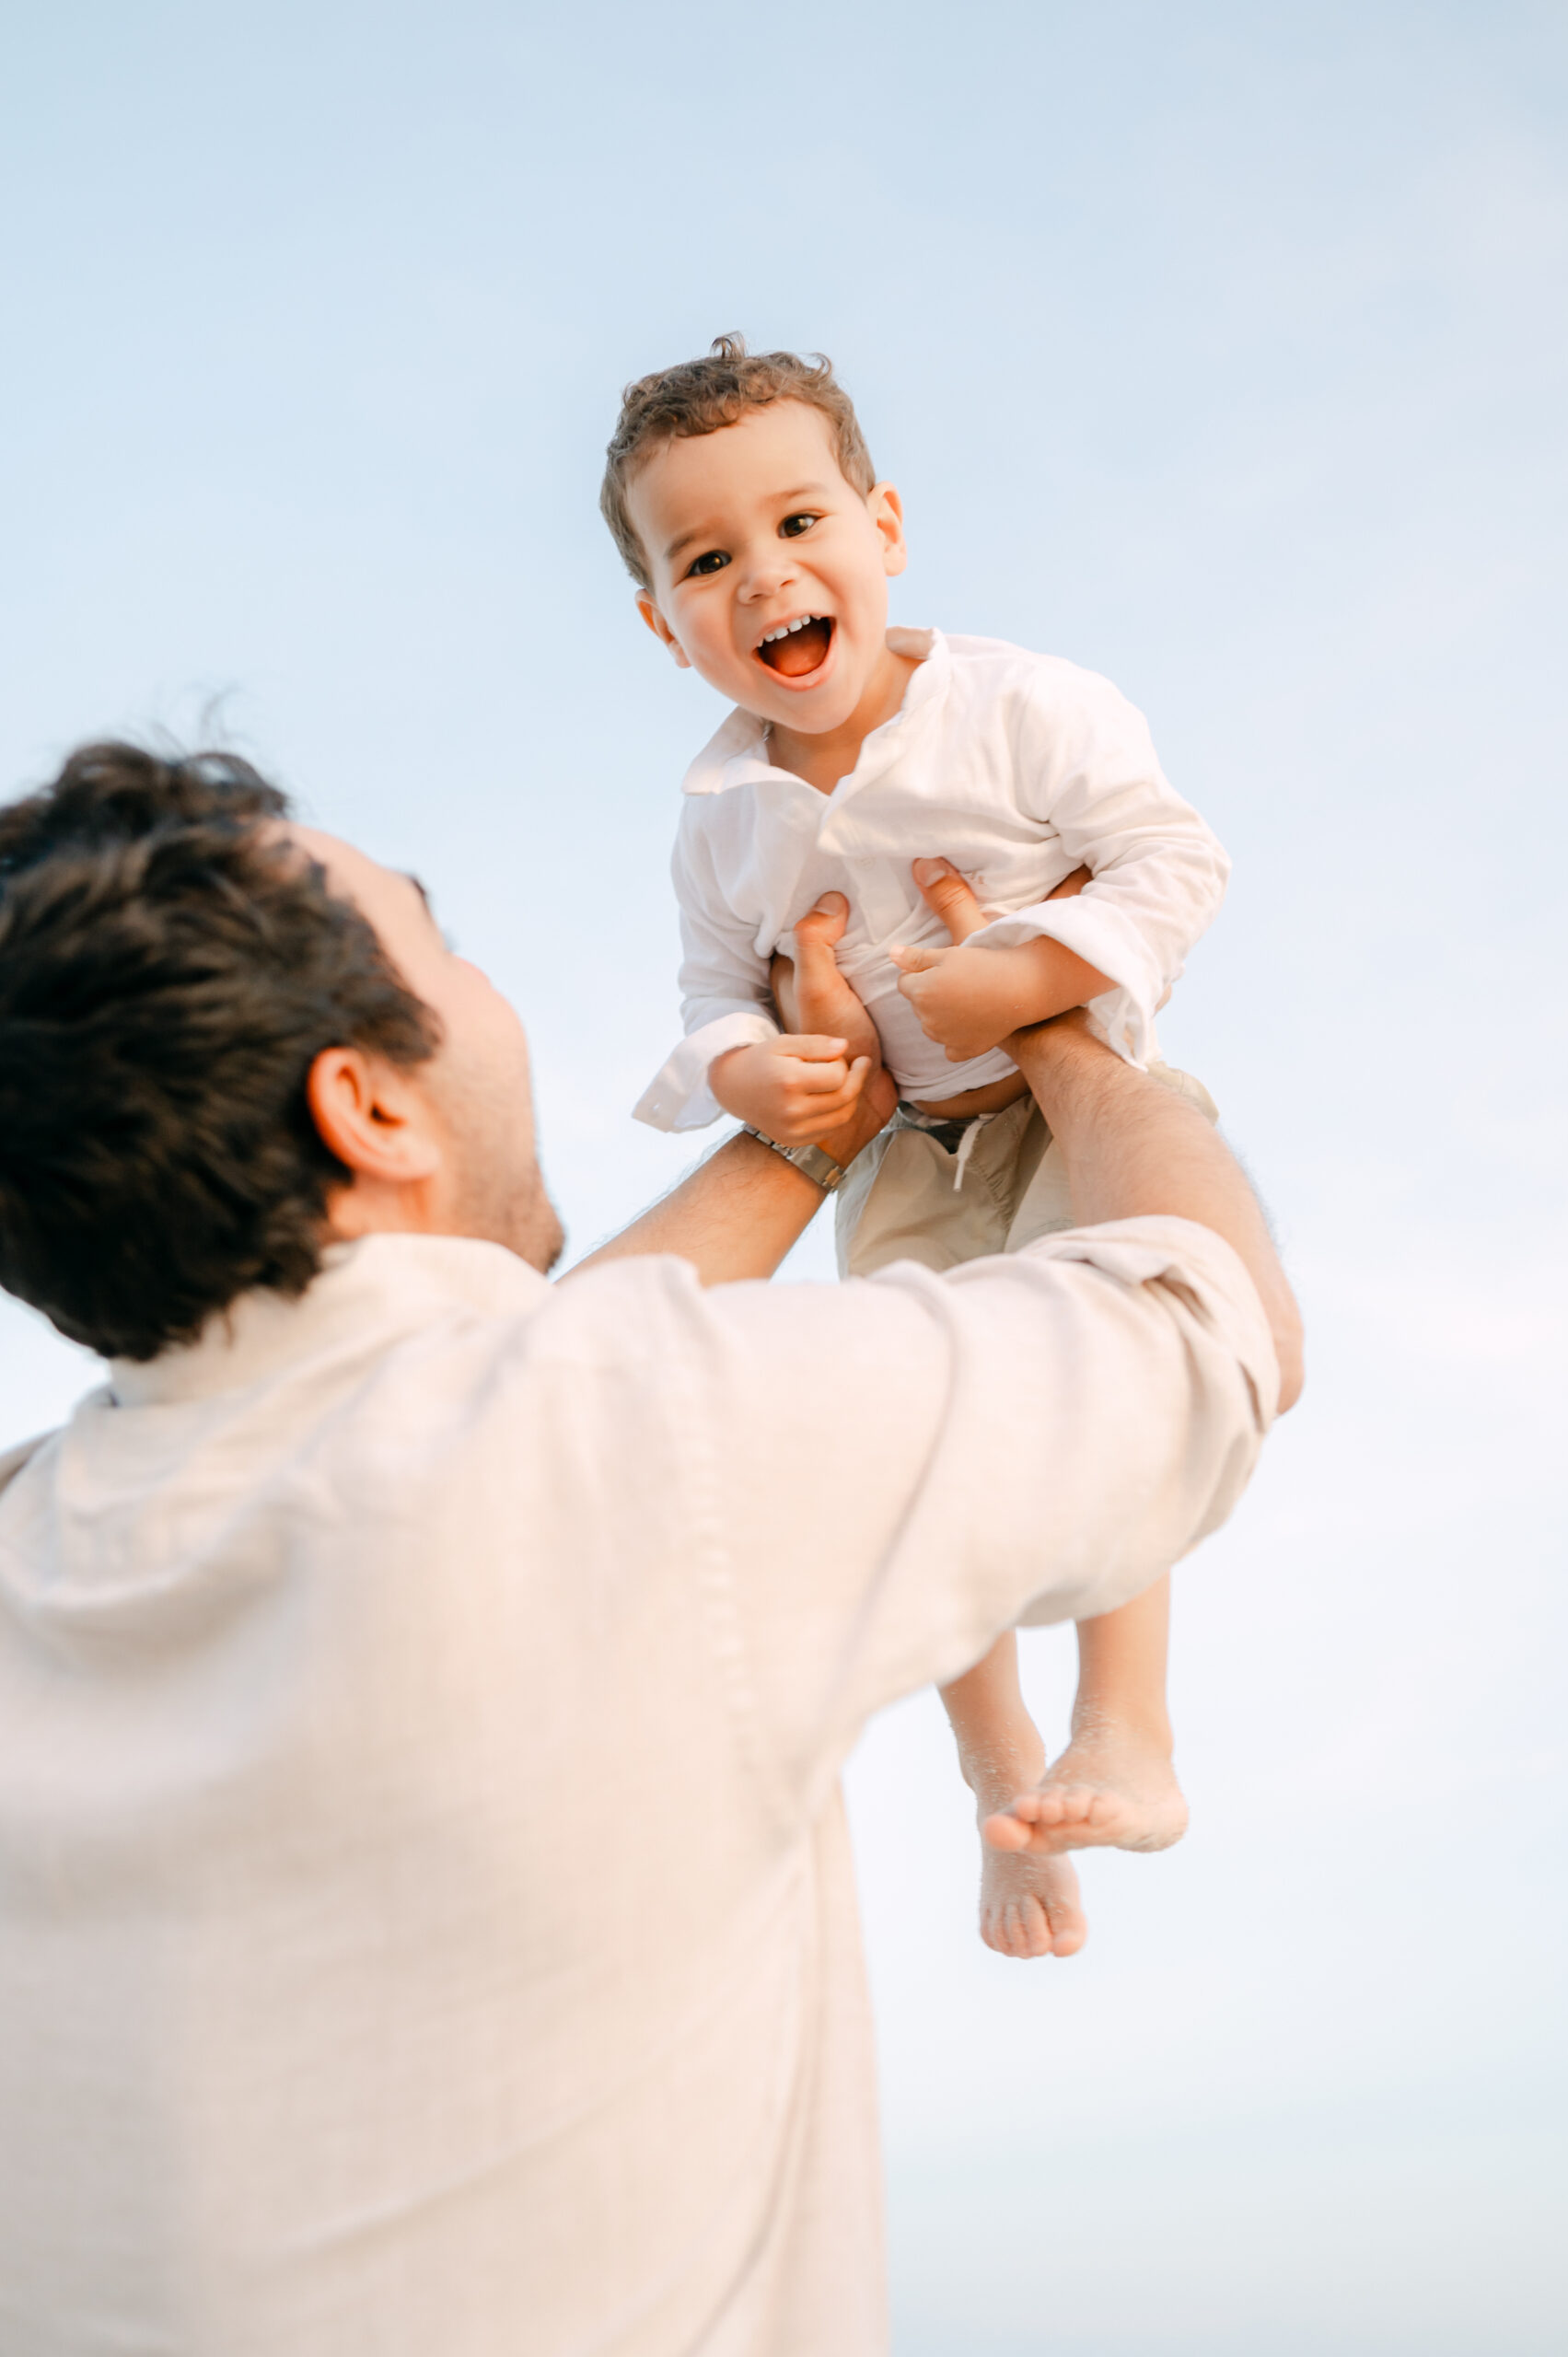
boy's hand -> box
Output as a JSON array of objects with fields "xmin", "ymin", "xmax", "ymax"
[
  {"xmin": 889, "ymin": 938, "xmax": 1062, "ymax": 1063},
  {"xmin": 889, "ymin": 858, "xmax": 1107, "ymax": 1062},
  {"xmin": 710, "ymin": 1033, "xmax": 875, "ymax": 1146}
]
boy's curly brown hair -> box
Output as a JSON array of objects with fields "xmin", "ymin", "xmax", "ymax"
[{"xmin": 600, "ymin": 333, "xmax": 877, "ymax": 591}]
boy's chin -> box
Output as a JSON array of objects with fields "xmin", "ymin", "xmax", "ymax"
[
  {"xmin": 749, "ymin": 658, "xmax": 870, "ymax": 737},
  {"xmin": 756, "ymin": 683, "xmax": 860, "ymax": 736}
]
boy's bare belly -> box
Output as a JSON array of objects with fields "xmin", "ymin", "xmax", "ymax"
[{"xmin": 910, "ymin": 1069, "xmax": 1031, "ymax": 1120}]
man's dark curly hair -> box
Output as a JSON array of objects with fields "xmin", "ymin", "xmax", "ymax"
[{"xmin": 0, "ymin": 741, "xmax": 437, "ymax": 1362}]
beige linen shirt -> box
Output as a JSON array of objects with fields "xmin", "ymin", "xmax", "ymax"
[
  {"xmin": 0, "ymin": 1218, "xmax": 1277, "ymax": 2357},
  {"xmin": 634, "ymin": 631, "xmax": 1230, "ymax": 1132}
]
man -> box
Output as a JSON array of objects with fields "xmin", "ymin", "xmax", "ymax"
[{"xmin": 0, "ymin": 743, "xmax": 1299, "ymax": 2356}]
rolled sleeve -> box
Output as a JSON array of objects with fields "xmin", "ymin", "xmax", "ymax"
[
  {"xmin": 634, "ymin": 821, "xmax": 781, "ymax": 1132},
  {"xmin": 633, "ymin": 1006, "xmax": 780, "ymax": 1132},
  {"xmin": 969, "ymin": 668, "xmax": 1230, "ymax": 1064},
  {"xmin": 967, "ymin": 894, "xmax": 1168, "ymax": 1067},
  {"xmin": 666, "ymin": 1214, "xmax": 1278, "ymax": 1818}
]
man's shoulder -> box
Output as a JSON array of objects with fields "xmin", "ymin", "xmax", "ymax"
[{"xmin": 0, "ymin": 1430, "xmax": 53, "ymax": 1499}]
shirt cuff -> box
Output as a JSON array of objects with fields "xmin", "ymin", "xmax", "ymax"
[
  {"xmin": 633, "ymin": 1010, "xmax": 782, "ymax": 1132},
  {"xmin": 965, "ymin": 896, "xmax": 1167, "ymax": 1066}
]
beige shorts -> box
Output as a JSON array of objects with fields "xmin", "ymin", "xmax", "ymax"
[{"xmin": 835, "ymin": 1062, "xmax": 1220, "ymax": 1279}]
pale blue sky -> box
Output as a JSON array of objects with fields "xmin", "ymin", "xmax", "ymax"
[{"xmin": 2, "ymin": 6, "xmax": 1564, "ymax": 2351}]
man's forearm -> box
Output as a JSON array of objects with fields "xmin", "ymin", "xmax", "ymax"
[
  {"xmin": 1012, "ymin": 1016, "xmax": 1304, "ymax": 1409},
  {"xmin": 565, "ymin": 1132, "xmax": 830, "ymax": 1288}
]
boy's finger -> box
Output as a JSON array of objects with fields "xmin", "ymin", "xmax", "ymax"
[
  {"xmin": 803, "ymin": 1096, "xmax": 859, "ymax": 1134},
  {"xmin": 912, "ymin": 857, "xmax": 987, "ymax": 945},
  {"xmin": 888, "ymin": 944, "xmax": 943, "ymax": 975},
  {"xmin": 807, "ymin": 1072, "xmax": 865, "ymax": 1115},
  {"xmin": 780, "ymin": 1034, "xmax": 850, "ymax": 1061},
  {"xmin": 790, "ymin": 1060, "xmax": 853, "ymax": 1096}
]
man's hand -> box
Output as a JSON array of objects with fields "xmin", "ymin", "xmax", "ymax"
[
  {"xmin": 888, "ymin": 860, "xmax": 1109, "ymax": 1062},
  {"xmin": 771, "ymin": 893, "xmax": 880, "ymax": 1070},
  {"xmin": 712, "ymin": 891, "xmax": 897, "ymax": 1164}
]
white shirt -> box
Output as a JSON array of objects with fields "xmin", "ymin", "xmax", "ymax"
[
  {"xmin": 0, "ymin": 1220, "xmax": 1277, "ymax": 2357},
  {"xmin": 635, "ymin": 631, "xmax": 1231, "ymax": 1132}
]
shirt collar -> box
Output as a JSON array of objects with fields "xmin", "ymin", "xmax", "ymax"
[
  {"xmin": 679, "ymin": 626, "xmax": 947, "ymax": 796},
  {"xmin": 110, "ymin": 1234, "xmax": 550, "ymax": 1409}
]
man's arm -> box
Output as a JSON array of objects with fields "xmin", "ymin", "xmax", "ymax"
[
  {"xmin": 910, "ymin": 857, "xmax": 1302, "ymax": 1408},
  {"xmin": 1016, "ymin": 1014, "xmax": 1303, "ymax": 1408},
  {"xmin": 569, "ymin": 1128, "xmax": 837, "ymax": 1288}
]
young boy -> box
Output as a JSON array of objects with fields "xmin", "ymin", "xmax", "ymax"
[{"xmin": 602, "ymin": 336, "xmax": 1230, "ymax": 1961}]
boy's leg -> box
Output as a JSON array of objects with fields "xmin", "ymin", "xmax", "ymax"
[
  {"xmin": 980, "ymin": 1066, "xmax": 1218, "ymax": 1856},
  {"xmin": 984, "ymin": 1574, "xmax": 1189, "ymax": 1856},
  {"xmin": 940, "ymin": 1632, "xmax": 1087, "ymax": 1960},
  {"xmin": 839, "ymin": 1102, "xmax": 1087, "ymax": 1953}
]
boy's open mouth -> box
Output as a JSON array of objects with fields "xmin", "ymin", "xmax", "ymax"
[{"xmin": 755, "ymin": 615, "xmax": 833, "ymax": 678}]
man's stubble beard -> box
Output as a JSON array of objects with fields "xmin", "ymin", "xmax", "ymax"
[{"xmin": 436, "ymin": 1065, "xmax": 565, "ymax": 1276}]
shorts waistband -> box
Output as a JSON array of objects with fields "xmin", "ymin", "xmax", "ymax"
[
  {"xmin": 892, "ymin": 1101, "xmax": 1009, "ymax": 1155},
  {"xmin": 893, "ymin": 1102, "xmax": 980, "ymax": 1150}
]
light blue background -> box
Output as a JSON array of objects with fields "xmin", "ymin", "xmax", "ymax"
[{"xmin": 2, "ymin": 6, "xmax": 1563, "ymax": 2351}]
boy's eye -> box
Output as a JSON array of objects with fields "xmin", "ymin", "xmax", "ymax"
[
  {"xmin": 779, "ymin": 512, "xmax": 819, "ymax": 539},
  {"xmin": 685, "ymin": 549, "xmax": 730, "ymax": 577}
]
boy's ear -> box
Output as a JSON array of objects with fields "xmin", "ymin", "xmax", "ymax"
[
  {"xmin": 867, "ymin": 482, "xmax": 908, "ymax": 580},
  {"xmin": 636, "ymin": 593, "xmax": 691, "ymax": 668}
]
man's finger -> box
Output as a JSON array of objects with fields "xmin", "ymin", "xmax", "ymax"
[
  {"xmin": 793, "ymin": 890, "xmax": 850, "ymax": 953},
  {"xmin": 912, "ymin": 857, "xmax": 988, "ymax": 945}
]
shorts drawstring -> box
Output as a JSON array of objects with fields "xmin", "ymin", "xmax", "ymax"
[
  {"xmin": 888, "ymin": 1100, "xmax": 998, "ymax": 1194},
  {"xmin": 951, "ymin": 1115, "xmax": 991, "ymax": 1193}
]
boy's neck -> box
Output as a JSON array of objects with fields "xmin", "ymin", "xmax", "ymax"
[{"xmin": 762, "ymin": 641, "xmax": 923, "ymax": 797}]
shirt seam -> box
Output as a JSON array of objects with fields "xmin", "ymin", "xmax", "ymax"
[{"xmin": 674, "ymin": 1318, "xmax": 804, "ymax": 1841}]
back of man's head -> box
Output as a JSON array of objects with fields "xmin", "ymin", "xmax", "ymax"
[{"xmin": 0, "ymin": 742, "xmax": 436, "ymax": 1363}]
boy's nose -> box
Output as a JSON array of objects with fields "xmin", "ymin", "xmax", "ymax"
[{"xmin": 737, "ymin": 546, "xmax": 793, "ymax": 601}]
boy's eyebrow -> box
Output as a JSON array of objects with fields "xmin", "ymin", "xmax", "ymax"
[
  {"xmin": 405, "ymin": 873, "xmax": 438, "ymax": 923},
  {"xmin": 663, "ymin": 482, "xmax": 839, "ymax": 566}
]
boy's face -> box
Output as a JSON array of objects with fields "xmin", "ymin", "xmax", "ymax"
[{"xmin": 626, "ymin": 401, "xmax": 907, "ymax": 735}]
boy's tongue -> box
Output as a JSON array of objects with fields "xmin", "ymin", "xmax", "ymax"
[{"xmin": 761, "ymin": 617, "xmax": 831, "ymax": 677}]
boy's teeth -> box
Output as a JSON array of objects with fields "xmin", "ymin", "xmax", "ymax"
[{"xmin": 761, "ymin": 616, "xmax": 816, "ymax": 644}]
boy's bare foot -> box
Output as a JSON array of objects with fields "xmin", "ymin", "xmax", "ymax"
[
  {"xmin": 977, "ymin": 1831, "xmax": 1087, "ymax": 1959},
  {"xmin": 983, "ymin": 1721, "xmax": 1189, "ymax": 1857}
]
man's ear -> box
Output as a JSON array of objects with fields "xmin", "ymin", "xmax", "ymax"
[
  {"xmin": 306, "ymin": 1047, "xmax": 442, "ymax": 1186},
  {"xmin": 867, "ymin": 482, "xmax": 908, "ymax": 579},
  {"xmin": 636, "ymin": 592, "xmax": 691, "ymax": 668}
]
